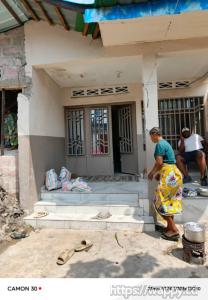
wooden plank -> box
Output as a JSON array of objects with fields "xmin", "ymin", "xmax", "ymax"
[
  {"xmin": 54, "ymin": 6, "xmax": 70, "ymax": 31},
  {"xmin": 1, "ymin": 0, "xmax": 22, "ymax": 25},
  {"xmin": 44, "ymin": 0, "xmax": 85, "ymax": 13},
  {"xmin": 0, "ymin": 86, "xmax": 25, "ymax": 91},
  {"xmin": 34, "ymin": 0, "xmax": 54, "ymax": 25},
  {"xmin": 1, "ymin": 89, "xmax": 5, "ymax": 156},
  {"xmin": 20, "ymin": 0, "xmax": 40, "ymax": 21},
  {"xmin": 92, "ymin": 23, "xmax": 100, "ymax": 39},
  {"xmin": 82, "ymin": 23, "xmax": 89, "ymax": 36}
]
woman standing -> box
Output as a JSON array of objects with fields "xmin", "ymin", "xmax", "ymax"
[{"xmin": 148, "ymin": 127, "xmax": 183, "ymax": 241}]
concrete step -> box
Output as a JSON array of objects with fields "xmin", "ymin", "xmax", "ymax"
[
  {"xmin": 40, "ymin": 190, "xmax": 140, "ymax": 205},
  {"xmin": 34, "ymin": 201, "xmax": 144, "ymax": 216},
  {"xmin": 24, "ymin": 214, "xmax": 155, "ymax": 232}
]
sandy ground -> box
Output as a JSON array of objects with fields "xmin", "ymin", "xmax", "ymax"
[{"xmin": 0, "ymin": 226, "xmax": 208, "ymax": 278}]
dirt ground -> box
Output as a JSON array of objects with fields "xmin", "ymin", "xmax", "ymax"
[{"xmin": 0, "ymin": 226, "xmax": 208, "ymax": 278}]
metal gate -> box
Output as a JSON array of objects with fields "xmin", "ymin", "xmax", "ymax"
[
  {"xmin": 142, "ymin": 97, "xmax": 205, "ymax": 151},
  {"xmin": 118, "ymin": 105, "xmax": 133, "ymax": 153}
]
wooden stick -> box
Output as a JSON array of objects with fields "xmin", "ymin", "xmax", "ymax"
[
  {"xmin": 34, "ymin": 0, "xmax": 53, "ymax": 25},
  {"xmin": 82, "ymin": 23, "xmax": 89, "ymax": 36},
  {"xmin": 20, "ymin": 0, "xmax": 40, "ymax": 21},
  {"xmin": 92, "ymin": 23, "xmax": 100, "ymax": 39},
  {"xmin": 54, "ymin": 6, "xmax": 70, "ymax": 31}
]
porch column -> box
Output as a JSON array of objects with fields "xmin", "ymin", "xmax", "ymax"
[
  {"xmin": 136, "ymin": 90, "xmax": 145, "ymax": 174},
  {"xmin": 17, "ymin": 92, "xmax": 31, "ymax": 211},
  {"xmin": 142, "ymin": 53, "xmax": 159, "ymax": 203}
]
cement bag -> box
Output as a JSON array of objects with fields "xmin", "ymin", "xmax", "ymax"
[
  {"xmin": 72, "ymin": 177, "xmax": 92, "ymax": 192},
  {"xmin": 62, "ymin": 180, "xmax": 73, "ymax": 192},
  {"xmin": 45, "ymin": 169, "xmax": 61, "ymax": 191},
  {"xmin": 59, "ymin": 166, "xmax": 71, "ymax": 182}
]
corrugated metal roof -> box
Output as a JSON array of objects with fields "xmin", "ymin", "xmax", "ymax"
[
  {"xmin": 0, "ymin": 0, "xmax": 29, "ymax": 32},
  {"xmin": 0, "ymin": 0, "xmax": 96, "ymax": 34}
]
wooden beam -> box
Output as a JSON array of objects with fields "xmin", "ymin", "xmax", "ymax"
[
  {"xmin": 54, "ymin": 6, "xmax": 70, "ymax": 31},
  {"xmin": 82, "ymin": 23, "xmax": 89, "ymax": 36},
  {"xmin": 92, "ymin": 23, "xmax": 100, "ymax": 40},
  {"xmin": 1, "ymin": 89, "xmax": 5, "ymax": 156},
  {"xmin": 1, "ymin": 0, "xmax": 22, "ymax": 25},
  {"xmin": 34, "ymin": 0, "xmax": 53, "ymax": 25},
  {"xmin": 44, "ymin": 0, "xmax": 84, "ymax": 13},
  {"xmin": 20, "ymin": 0, "xmax": 40, "ymax": 21}
]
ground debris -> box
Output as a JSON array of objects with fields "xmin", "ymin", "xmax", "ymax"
[
  {"xmin": 163, "ymin": 244, "xmax": 179, "ymax": 255},
  {"xmin": 115, "ymin": 232, "xmax": 124, "ymax": 248},
  {"xmin": 0, "ymin": 186, "xmax": 31, "ymax": 244}
]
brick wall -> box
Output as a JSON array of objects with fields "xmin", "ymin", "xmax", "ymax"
[
  {"xmin": 0, "ymin": 152, "xmax": 19, "ymax": 197},
  {"xmin": 0, "ymin": 27, "xmax": 25, "ymax": 88}
]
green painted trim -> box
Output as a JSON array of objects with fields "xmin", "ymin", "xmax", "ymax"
[{"xmin": 75, "ymin": 12, "xmax": 85, "ymax": 31}]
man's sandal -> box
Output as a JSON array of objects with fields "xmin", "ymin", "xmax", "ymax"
[
  {"xmin": 74, "ymin": 239, "xmax": 93, "ymax": 252},
  {"xmin": 56, "ymin": 249, "xmax": 75, "ymax": 265}
]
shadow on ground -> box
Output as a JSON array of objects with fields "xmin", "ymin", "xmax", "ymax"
[
  {"xmin": 63, "ymin": 253, "xmax": 159, "ymax": 278},
  {"xmin": 152, "ymin": 265, "xmax": 208, "ymax": 278}
]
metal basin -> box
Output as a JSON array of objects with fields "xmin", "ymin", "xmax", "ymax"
[{"xmin": 184, "ymin": 222, "xmax": 206, "ymax": 243}]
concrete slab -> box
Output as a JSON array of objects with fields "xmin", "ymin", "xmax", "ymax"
[
  {"xmin": 24, "ymin": 214, "xmax": 155, "ymax": 231},
  {"xmin": 0, "ymin": 227, "xmax": 208, "ymax": 278},
  {"xmin": 34, "ymin": 201, "xmax": 144, "ymax": 216},
  {"xmin": 41, "ymin": 180, "xmax": 148, "ymax": 198}
]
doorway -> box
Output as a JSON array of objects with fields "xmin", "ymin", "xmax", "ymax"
[
  {"xmin": 0, "ymin": 89, "xmax": 20, "ymax": 154},
  {"xmin": 112, "ymin": 104, "xmax": 138, "ymax": 175}
]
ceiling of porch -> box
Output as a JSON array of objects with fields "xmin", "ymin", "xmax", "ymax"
[{"xmin": 43, "ymin": 48, "xmax": 208, "ymax": 87}]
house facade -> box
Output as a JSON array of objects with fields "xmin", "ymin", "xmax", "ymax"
[{"xmin": 1, "ymin": 0, "xmax": 208, "ymax": 213}]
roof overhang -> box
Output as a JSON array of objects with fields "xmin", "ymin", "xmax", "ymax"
[{"xmin": 84, "ymin": 0, "xmax": 208, "ymax": 23}]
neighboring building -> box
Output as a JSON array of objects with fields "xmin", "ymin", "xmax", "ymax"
[{"xmin": 0, "ymin": 0, "xmax": 208, "ymax": 217}]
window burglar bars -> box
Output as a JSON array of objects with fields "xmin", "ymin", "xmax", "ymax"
[
  {"xmin": 90, "ymin": 107, "xmax": 109, "ymax": 155},
  {"xmin": 142, "ymin": 97, "xmax": 204, "ymax": 151},
  {"xmin": 66, "ymin": 109, "xmax": 85, "ymax": 155}
]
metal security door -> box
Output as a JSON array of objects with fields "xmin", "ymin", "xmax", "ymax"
[{"xmin": 118, "ymin": 105, "xmax": 137, "ymax": 174}]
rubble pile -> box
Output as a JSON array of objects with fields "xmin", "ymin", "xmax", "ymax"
[{"xmin": 0, "ymin": 186, "xmax": 26, "ymax": 242}]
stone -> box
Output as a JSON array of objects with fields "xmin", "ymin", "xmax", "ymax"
[
  {"xmin": 2, "ymin": 224, "xmax": 10, "ymax": 234},
  {"xmin": 0, "ymin": 232, "xmax": 5, "ymax": 243}
]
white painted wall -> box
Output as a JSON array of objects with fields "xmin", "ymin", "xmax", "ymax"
[
  {"xmin": 24, "ymin": 21, "xmax": 208, "ymax": 86},
  {"xmin": 31, "ymin": 68, "xmax": 65, "ymax": 137},
  {"xmin": 18, "ymin": 93, "xmax": 30, "ymax": 136},
  {"xmin": 24, "ymin": 21, "xmax": 110, "ymax": 77}
]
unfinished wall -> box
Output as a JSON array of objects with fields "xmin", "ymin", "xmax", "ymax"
[
  {"xmin": 0, "ymin": 152, "xmax": 18, "ymax": 196},
  {"xmin": 18, "ymin": 69, "xmax": 65, "ymax": 210},
  {"xmin": 0, "ymin": 27, "xmax": 25, "ymax": 88},
  {"xmin": 0, "ymin": 27, "xmax": 26, "ymax": 198}
]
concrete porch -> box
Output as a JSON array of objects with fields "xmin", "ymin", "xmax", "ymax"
[
  {"xmin": 24, "ymin": 172, "xmax": 208, "ymax": 231},
  {"xmin": 24, "ymin": 180, "xmax": 154, "ymax": 232}
]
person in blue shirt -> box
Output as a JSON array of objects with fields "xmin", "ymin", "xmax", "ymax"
[{"xmin": 148, "ymin": 127, "xmax": 183, "ymax": 241}]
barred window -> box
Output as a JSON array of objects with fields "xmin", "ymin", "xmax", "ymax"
[
  {"xmin": 66, "ymin": 109, "xmax": 85, "ymax": 155},
  {"xmin": 90, "ymin": 108, "xmax": 109, "ymax": 155}
]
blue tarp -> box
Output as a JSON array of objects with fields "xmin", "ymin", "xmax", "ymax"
[{"xmin": 84, "ymin": 0, "xmax": 208, "ymax": 23}]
